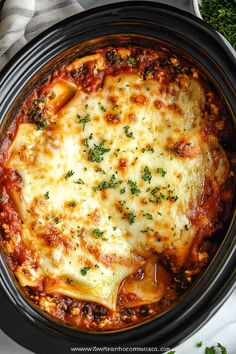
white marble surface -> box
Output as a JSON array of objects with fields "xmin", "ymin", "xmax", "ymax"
[
  {"xmin": 0, "ymin": 290, "xmax": 236, "ymax": 353},
  {"xmin": 174, "ymin": 290, "xmax": 236, "ymax": 353}
]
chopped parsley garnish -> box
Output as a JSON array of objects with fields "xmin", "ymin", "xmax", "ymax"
[
  {"xmin": 85, "ymin": 104, "xmax": 88, "ymax": 109},
  {"xmin": 44, "ymin": 191, "xmax": 50, "ymax": 200},
  {"xmin": 197, "ymin": 341, "xmax": 203, "ymax": 348},
  {"xmin": 144, "ymin": 213, "xmax": 153, "ymax": 220},
  {"xmin": 98, "ymin": 102, "xmax": 106, "ymax": 112},
  {"xmin": 55, "ymin": 217, "xmax": 61, "ymax": 224},
  {"xmin": 150, "ymin": 185, "xmax": 178, "ymax": 203},
  {"xmin": 74, "ymin": 178, "xmax": 85, "ymax": 185},
  {"xmin": 169, "ymin": 195, "xmax": 178, "ymax": 202},
  {"xmin": 151, "ymin": 187, "xmax": 159, "ymax": 196},
  {"xmin": 78, "ymin": 114, "xmax": 91, "ymax": 130},
  {"xmin": 165, "ymin": 186, "xmax": 178, "ymax": 202},
  {"xmin": 65, "ymin": 170, "xmax": 75, "ymax": 179},
  {"xmin": 123, "ymin": 126, "xmax": 134, "ymax": 138},
  {"xmin": 156, "ymin": 168, "xmax": 167, "ymax": 177},
  {"xmin": 217, "ymin": 343, "xmax": 227, "ymax": 354},
  {"xmin": 150, "ymin": 195, "xmax": 165, "ymax": 204},
  {"xmin": 120, "ymin": 187, "xmax": 126, "ymax": 194},
  {"xmin": 96, "ymin": 174, "xmax": 123, "ymax": 191},
  {"xmin": 92, "ymin": 228, "xmax": 104, "ymax": 238},
  {"xmin": 68, "ymin": 202, "xmax": 76, "ymax": 207},
  {"xmin": 84, "ymin": 138, "xmax": 89, "ymax": 148},
  {"xmin": 142, "ymin": 146, "xmax": 154, "ymax": 153},
  {"xmin": 77, "ymin": 225, "xmax": 84, "ymax": 237},
  {"xmin": 36, "ymin": 120, "xmax": 48, "ymax": 130},
  {"xmin": 128, "ymin": 212, "xmax": 136, "ymax": 225},
  {"xmin": 205, "ymin": 348, "xmax": 215, "ymax": 354},
  {"xmin": 204, "ymin": 343, "xmax": 227, "ymax": 354},
  {"xmin": 128, "ymin": 180, "xmax": 141, "ymax": 196},
  {"xmin": 149, "ymin": 187, "xmax": 165, "ymax": 204},
  {"xmin": 127, "ymin": 56, "xmax": 137, "ymax": 65},
  {"xmin": 80, "ymin": 266, "xmax": 91, "ymax": 276},
  {"xmin": 142, "ymin": 166, "xmax": 152, "ymax": 183},
  {"xmin": 83, "ymin": 133, "xmax": 93, "ymax": 148},
  {"xmin": 141, "ymin": 227, "xmax": 154, "ymax": 233},
  {"xmin": 113, "ymin": 104, "xmax": 119, "ymax": 110},
  {"xmin": 119, "ymin": 200, "xmax": 126, "ymax": 206},
  {"xmin": 200, "ymin": 0, "xmax": 236, "ymax": 50},
  {"xmin": 88, "ymin": 140, "xmax": 110, "ymax": 163},
  {"xmin": 96, "ymin": 167, "xmax": 105, "ymax": 174}
]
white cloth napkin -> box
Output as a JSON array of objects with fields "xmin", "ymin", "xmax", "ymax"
[
  {"xmin": 0, "ymin": 0, "xmax": 84, "ymax": 70},
  {"xmin": 0, "ymin": 1, "xmax": 235, "ymax": 353}
]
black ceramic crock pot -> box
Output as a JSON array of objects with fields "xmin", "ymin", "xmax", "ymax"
[{"xmin": 0, "ymin": 2, "xmax": 236, "ymax": 353}]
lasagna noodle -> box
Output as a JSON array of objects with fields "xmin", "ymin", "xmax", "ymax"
[{"xmin": 6, "ymin": 70, "xmax": 229, "ymax": 310}]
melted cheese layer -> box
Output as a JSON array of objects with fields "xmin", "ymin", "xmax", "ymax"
[{"xmin": 6, "ymin": 71, "xmax": 228, "ymax": 310}]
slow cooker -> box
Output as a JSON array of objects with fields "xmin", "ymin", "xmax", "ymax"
[{"xmin": 0, "ymin": 2, "xmax": 235, "ymax": 353}]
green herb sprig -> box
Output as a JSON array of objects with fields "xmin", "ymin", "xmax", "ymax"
[
  {"xmin": 80, "ymin": 266, "xmax": 90, "ymax": 276},
  {"xmin": 142, "ymin": 166, "xmax": 152, "ymax": 183},
  {"xmin": 78, "ymin": 114, "xmax": 91, "ymax": 130},
  {"xmin": 128, "ymin": 180, "xmax": 141, "ymax": 196},
  {"xmin": 200, "ymin": 0, "xmax": 236, "ymax": 49},
  {"xmin": 123, "ymin": 126, "xmax": 134, "ymax": 138},
  {"xmin": 96, "ymin": 174, "xmax": 123, "ymax": 191},
  {"xmin": 88, "ymin": 140, "xmax": 110, "ymax": 163}
]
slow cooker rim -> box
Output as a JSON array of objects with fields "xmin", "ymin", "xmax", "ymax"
[
  {"xmin": 0, "ymin": 1, "xmax": 235, "ymax": 81},
  {"xmin": 1, "ymin": 2, "xmax": 236, "ymax": 121}
]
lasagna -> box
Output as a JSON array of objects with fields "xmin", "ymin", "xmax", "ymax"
[{"xmin": 0, "ymin": 46, "xmax": 234, "ymax": 330}]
